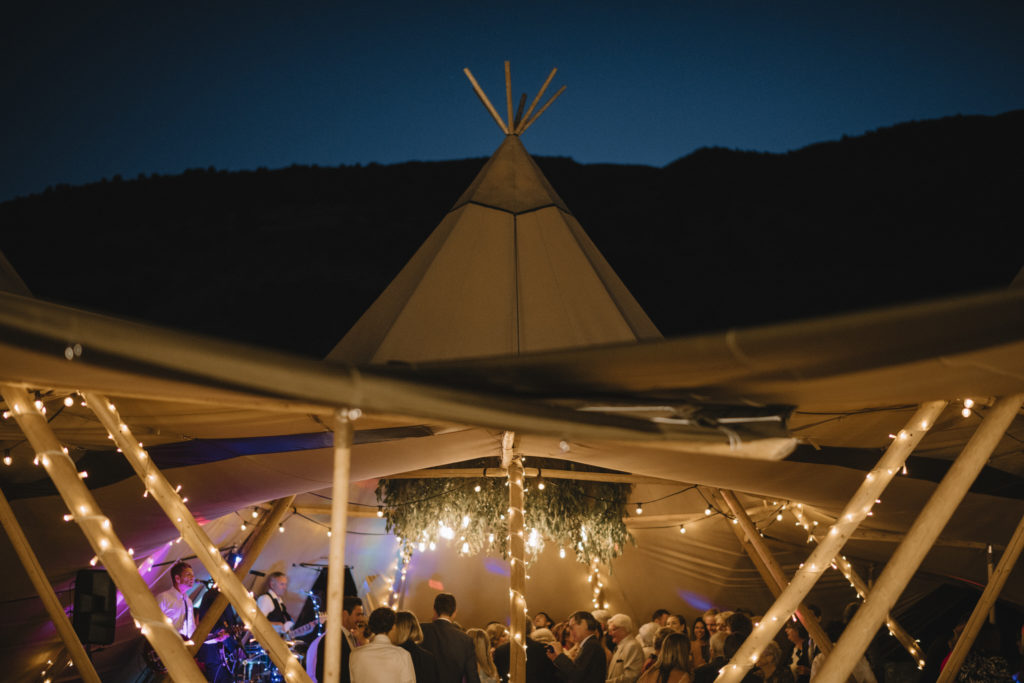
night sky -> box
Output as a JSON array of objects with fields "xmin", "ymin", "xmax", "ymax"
[{"xmin": 3, "ymin": 2, "xmax": 1023, "ymax": 203}]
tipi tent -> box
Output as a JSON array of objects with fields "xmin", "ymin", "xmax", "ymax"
[{"xmin": 0, "ymin": 65, "xmax": 1023, "ymax": 683}]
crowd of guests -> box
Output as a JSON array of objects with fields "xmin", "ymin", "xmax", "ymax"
[{"xmin": 306, "ymin": 594, "xmax": 1018, "ymax": 683}]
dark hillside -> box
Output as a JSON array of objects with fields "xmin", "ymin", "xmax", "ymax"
[{"xmin": 2, "ymin": 110, "xmax": 1021, "ymax": 356}]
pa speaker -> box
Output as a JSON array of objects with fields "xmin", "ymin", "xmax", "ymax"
[{"xmin": 73, "ymin": 569, "xmax": 116, "ymax": 645}]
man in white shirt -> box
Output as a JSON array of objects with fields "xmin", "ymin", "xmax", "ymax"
[
  {"xmin": 155, "ymin": 561, "xmax": 196, "ymax": 638},
  {"xmin": 349, "ymin": 607, "xmax": 414, "ymax": 683},
  {"xmin": 256, "ymin": 571, "xmax": 294, "ymax": 635}
]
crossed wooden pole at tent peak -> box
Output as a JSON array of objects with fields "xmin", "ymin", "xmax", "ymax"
[
  {"xmin": 78, "ymin": 390, "xmax": 313, "ymax": 683},
  {"xmin": 464, "ymin": 61, "xmax": 566, "ymax": 136}
]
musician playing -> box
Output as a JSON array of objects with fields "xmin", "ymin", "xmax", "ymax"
[
  {"xmin": 156, "ymin": 561, "xmax": 197, "ymax": 638},
  {"xmin": 257, "ymin": 571, "xmax": 295, "ymax": 636}
]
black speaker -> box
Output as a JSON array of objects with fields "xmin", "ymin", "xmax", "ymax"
[{"xmin": 73, "ymin": 569, "xmax": 116, "ymax": 645}]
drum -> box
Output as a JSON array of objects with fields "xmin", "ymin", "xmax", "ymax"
[{"xmin": 241, "ymin": 642, "xmax": 283, "ymax": 683}]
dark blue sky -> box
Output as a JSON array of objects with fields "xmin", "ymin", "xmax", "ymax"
[{"xmin": 3, "ymin": 2, "xmax": 1022, "ymax": 202}]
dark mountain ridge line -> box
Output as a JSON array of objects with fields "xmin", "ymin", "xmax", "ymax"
[{"xmin": 1, "ymin": 110, "xmax": 1021, "ymax": 358}]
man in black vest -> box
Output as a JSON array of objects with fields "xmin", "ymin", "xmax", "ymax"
[
  {"xmin": 309, "ymin": 595, "xmax": 364, "ymax": 683},
  {"xmin": 419, "ymin": 593, "xmax": 480, "ymax": 683},
  {"xmin": 257, "ymin": 571, "xmax": 294, "ymax": 634}
]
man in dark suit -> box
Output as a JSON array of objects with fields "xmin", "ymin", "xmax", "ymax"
[
  {"xmin": 419, "ymin": 593, "xmax": 480, "ymax": 683},
  {"xmin": 309, "ymin": 595, "xmax": 364, "ymax": 683},
  {"xmin": 547, "ymin": 611, "xmax": 607, "ymax": 683},
  {"xmin": 493, "ymin": 620, "xmax": 559, "ymax": 683}
]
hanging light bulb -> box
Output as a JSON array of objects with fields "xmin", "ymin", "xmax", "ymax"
[
  {"xmin": 964, "ymin": 398, "xmax": 975, "ymax": 409},
  {"xmin": 278, "ymin": 523, "xmax": 285, "ymax": 533},
  {"xmin": 559, "ymin": 547, "xmax": 566, "ymax": 558},
  {"xmin": 705, "ymin": 507, "xmax": 712, "ymax": 516},
  {"xmin": 376, "ymin": 506, "xmax": 384, "ymax": 518},
  {"xmin": 241, "ymin": 521, "xmax": 247, "ymax": 531},
  {"xmin": 474, "ymin": 484, "xmax": 481, "ymax": 493},
  {"xmin": 537, "ymin": 479, "xmax": 545, "ymax": 490},
  {"xmin": 2, "ymin": 454, "xmax": 11, "ymax": 466},
  {"xmin": 679, "ymin": 525, "xmax": 686, "ymax": 534},
  {"xmin": 635, "ymin": 503, "xmax": 643, "ymax": 515},
  {"xmin": 64, "ymin": 396, "xmax": 74, "ymax": 407},
  {"xmin": 251, "ymin": 508, "xmax": 259, "ymax": 519}
]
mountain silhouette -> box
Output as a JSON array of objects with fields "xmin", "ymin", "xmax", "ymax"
[{"xmin": 2, "ymin": 110, "xmax": 1021, "ymax": 357}]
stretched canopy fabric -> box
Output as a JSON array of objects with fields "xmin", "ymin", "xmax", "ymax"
[{"xmin": 326, "ymin": 135, "xmax": 661, "ymax": 365}]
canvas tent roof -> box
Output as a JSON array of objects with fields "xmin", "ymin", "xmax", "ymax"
[{"xmin": 1, "ymin": 109, "xmax": 1023, "ymax": 680}]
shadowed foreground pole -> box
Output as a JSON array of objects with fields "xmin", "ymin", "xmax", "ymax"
[
  {"xmin": 325, "ymin": 410, "xmax": 354, "ymax": 683},
  {"xmin": 718, "ymin": 401, "xmax": 946, "ymax": 683},
  {"xmin": 0, "ymin": 385, "xmax": 205, "ymax": 683},
  {"xmin": 0, "ymin": 484, "xmax": 101, "ymax": 683},
  {"xmin": 83, "ymin": 391, "xmax": 311, "ymax": 683},
  {"xmin": 936, "ymin": 512, "xmax": 1024, "ymax": 683},
  {"xmin": 816, "ymin": 394, "xmax": 1024, "ymax": 683},
  {"xmin": 190, "ymin": 495, "xmax": 296, "ymax": 654}
]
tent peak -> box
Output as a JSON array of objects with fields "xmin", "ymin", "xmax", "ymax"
[{"xmin": 464, "ymin": 62, "xmax": 566, "ymax": 136}]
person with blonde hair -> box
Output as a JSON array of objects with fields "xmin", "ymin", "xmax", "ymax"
[
  {"xmin": 468, "ymin": 627, "xmax": 500, "ymax": 683},
  {"xmin": 391, "ymin": 610, "xmax": 438, "ymax": 683},
  {"xmin": 638, "ymin": 632, "xmax": 692, "ymax": 683}
]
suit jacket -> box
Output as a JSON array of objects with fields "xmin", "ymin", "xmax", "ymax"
[
  {"xmin": 693, "ymin": 656, "xmax": 727, "ymax": 683},
  {"xmin": 493, "ymin": 637, "xmax": 559, "ymax": 683},
  {"xmin": 553, "ymin": 634, "xmax": 607, "ymax": 683},
  {"xmin": 400, "ymin": 639, "xmax": 439, "ymax": 683},
  {"xmin": 315, "ymin": 628, "xmax": 355, "ymax": 683},
  {"xmin": 607, "ymin": 636, "xmax": 645, "ymax": 683},
  {"xmin": 419, "ymin": 618, "xmax": 480, "ymax": 683}
]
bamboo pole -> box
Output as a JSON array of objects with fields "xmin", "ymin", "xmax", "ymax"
[
  {"xmin": 0, "ymin": 385, "xmax": 205, "ymax": 683},
  {"xmin": 716, "ymin": 490, "xmax": 834, "ymax": 660},
  {"xmin": 0, "ymin": 483, "xmax": 101, "ymax": 683},
  {"xmin": 463, "ymin": 68, "xmax": 509, "ymax": 134},
  {"xmin": 81, "ymin": 391, "xmax": 310, "ymax": 683},
  {"xmin": 815, "ymin": 393, "xmax": 1024, "ymax": 683},
  {"xmin": 189, "ymin": 495, "xmax": 296, "ymax": 654},
  {"xmin": 718, "ymin": 401, "xmax": 946, "ymax": 683},
  {"xmin": 504, "ymin": 61, "xmax": 513, "ymax": 131},
  {"xmin": 505, "ymin": 431, "xmax": 527, "ymax": 683},
  {"xmin": 324, "ymin": 411, "xmax": 354, "ymax": 683},
  {"xmin": 790, "ymin": 506, "xmax": 924, "ymax": 664},
  {"xmin": 518, "ymin": 85, "xmax": 567, "ymax": 134},
  {"xmin": 710, "ymin": 489, "xmax": 784, "ymax": 600},
  {"xmin": 986, "ymin": 545, "xmax": 996, "ymax": 624},
  {"xmin": 513, "ymin": 93, "xmax": 527, "ymax": 130},
  {"xmin": 936, "ymin": 512, "xmax": 1024, "ymax": 683},
  {"xmin": 517, "ymin": 68, "xmax": 556, "ymax": 134},
  {"xmin": 380, "ymin": 467, "xmax": 676, "ymax": 485}
]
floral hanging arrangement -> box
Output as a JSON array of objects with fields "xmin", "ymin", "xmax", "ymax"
[{"xmin": 375, "ymin": 458, "xmax": 634, "ymax": 566}]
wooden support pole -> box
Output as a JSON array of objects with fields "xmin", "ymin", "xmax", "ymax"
[
  {"xmin": 505, "ymin": 431, "xmax": 527, "ymax": 683},
  {"xmin": 464, "ymin": 68, "xmax": 509, "ymax": 134},
  {"xmin": 518, "ymin": 85, "xmax": 567, "ymax": 135},
  {"xmin": 816, "ymin": 393, "xmax": 1024, "ymax": 683},
  {"xmin": 0, "ymin": 483, "xmax": 102, "ymax": 683},
  {"xmin": 986, "ymin": 545, "xmax": 996, "ymax": 624},
  {"xmin": 517, "ymin": 68, "xmax": 556, "ymax": 134},
  {"xmin": 504, "ymin": 61, "xmax": 513, "ymax": 131},
  {"xmin": 790, "ymin": 506, "xmax": 924, "ymax": 664},
  {"xmin": 716, "ymin": 490, "xmax": 833, "ymax": 663},
  {"xmin": 513, "ymin": 93, "xmax": 527, "ymax": 130},
  {"xmin": 937, "ymin": 512, "xmax": 1024, "ymax": 683},
  {"xmin": 710, "ymin": 489, "xmax": 784, "ymax": 600},
  {"xmin": 0, "ymin": 385, "xmax": 205, "ymax": 683},
  {"xmin": 324, "ymin": 410, "xmax": 354, "ymax": 683},
  {"xmin": 380, "ymin": 467, "xmax": 675, "ymax": 486},
  {"xmin": 190, "ymin": 495, "xmax": 295, "ymax": 654},
  {"xmin": 718, "ymin": 401, "xmax": 946, "ymax": 683},
  {"xmin": 82, "ymin": 391, "xmax": 310, "ymax": 683}
]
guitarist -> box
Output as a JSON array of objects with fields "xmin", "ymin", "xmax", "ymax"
[{"xmin": 258, "ymin": 571, "xmax": 295, "ymax": 635}]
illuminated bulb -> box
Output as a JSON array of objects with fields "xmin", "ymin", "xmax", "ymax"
[
  {"xmin": 538, "ymin": 480, "xmax": 545, "ymax": 490},
  {"xmin": 34, "ymin": 399, "xmax": 44, "ymax": 411},
  {"xmin": 175, "ymin": 484, "xmax": 182, "ymax": 493},
  {"xmin": 777, "ymin": 513, "xmax": 783, "ymax": 521},
  {"xmin": 902, "ymin": 463, "xmax": 908, "ymax": 475},
  {"xmin": 961, "ymin": 407, "xmax": 972, "ymax": 418},
  {"xmin": 377, "ymin": 506, "xmax": 384, "ymax": 518},
  {"xmin": 278, "ymin": 524, "xmax": 285, "ymax": 533},
  {"xmin": 3, "ymin": 455, "xmax": 12, "ymax": 466},
  {"xmin": 461, "ymin": 542, "xmax": 469, "ymax": 553},
  {"xmin": 182, "ymin": 497, "xmax": 188, "ymax": 503},
  {"xmin": 64, "ymin": 396, "xmax": 74, "ymax": 407},
  {"xmin": 128, "ymin": 548, "xmax": 134, "ymax": 556},
  {"xmin": 462, "ymin": 515, "xmax": 470, "ymax": 528},
  {"xmin": 327, "ymin": 530, "xmax": 332, "ymax": 537},
  {"xmin": 635, "ymin": 503, "xmax": 643, "ymax": 515},
  {"xmin": 89, "ymin": 556, "xmax": 98, "ymax": 566},
  {"xmin": 732, "ymin": 518, "xmax": 738, "ymax": 524},
  {"xmin": 964, "ymin": 398, "xmax": 974, "ymax": 409},
  {"xmin": 428, "ymin": 541, "xmax": 436, "ymax": 551},
  {"xmin": 0, "ymin": 410, "xmax": 7, "ymax": 419},
  {"xmin": 474, "ymin": 484, "xmax": 481, "ymax": 492},
  {"xmin": 63, "ymin": 514, "xmax": 74, "ymax": 522},
  {"xmin": 252, "ymin": 508, "xmax": 259, "ymax": 518},
  {"xmin": 559, "ymin": 547, "xmax": 566, "ymax": 558},
  {"xmin": 705, "ymin": 507, "xmax": 712, "ymax": 516},
  {"xmin": 240, "ymin": 521, "xmax": 248, "ymax": 531},
  {"xmin": 679, "ymin": 525, "xmax": 686, "ymax": 534}
]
